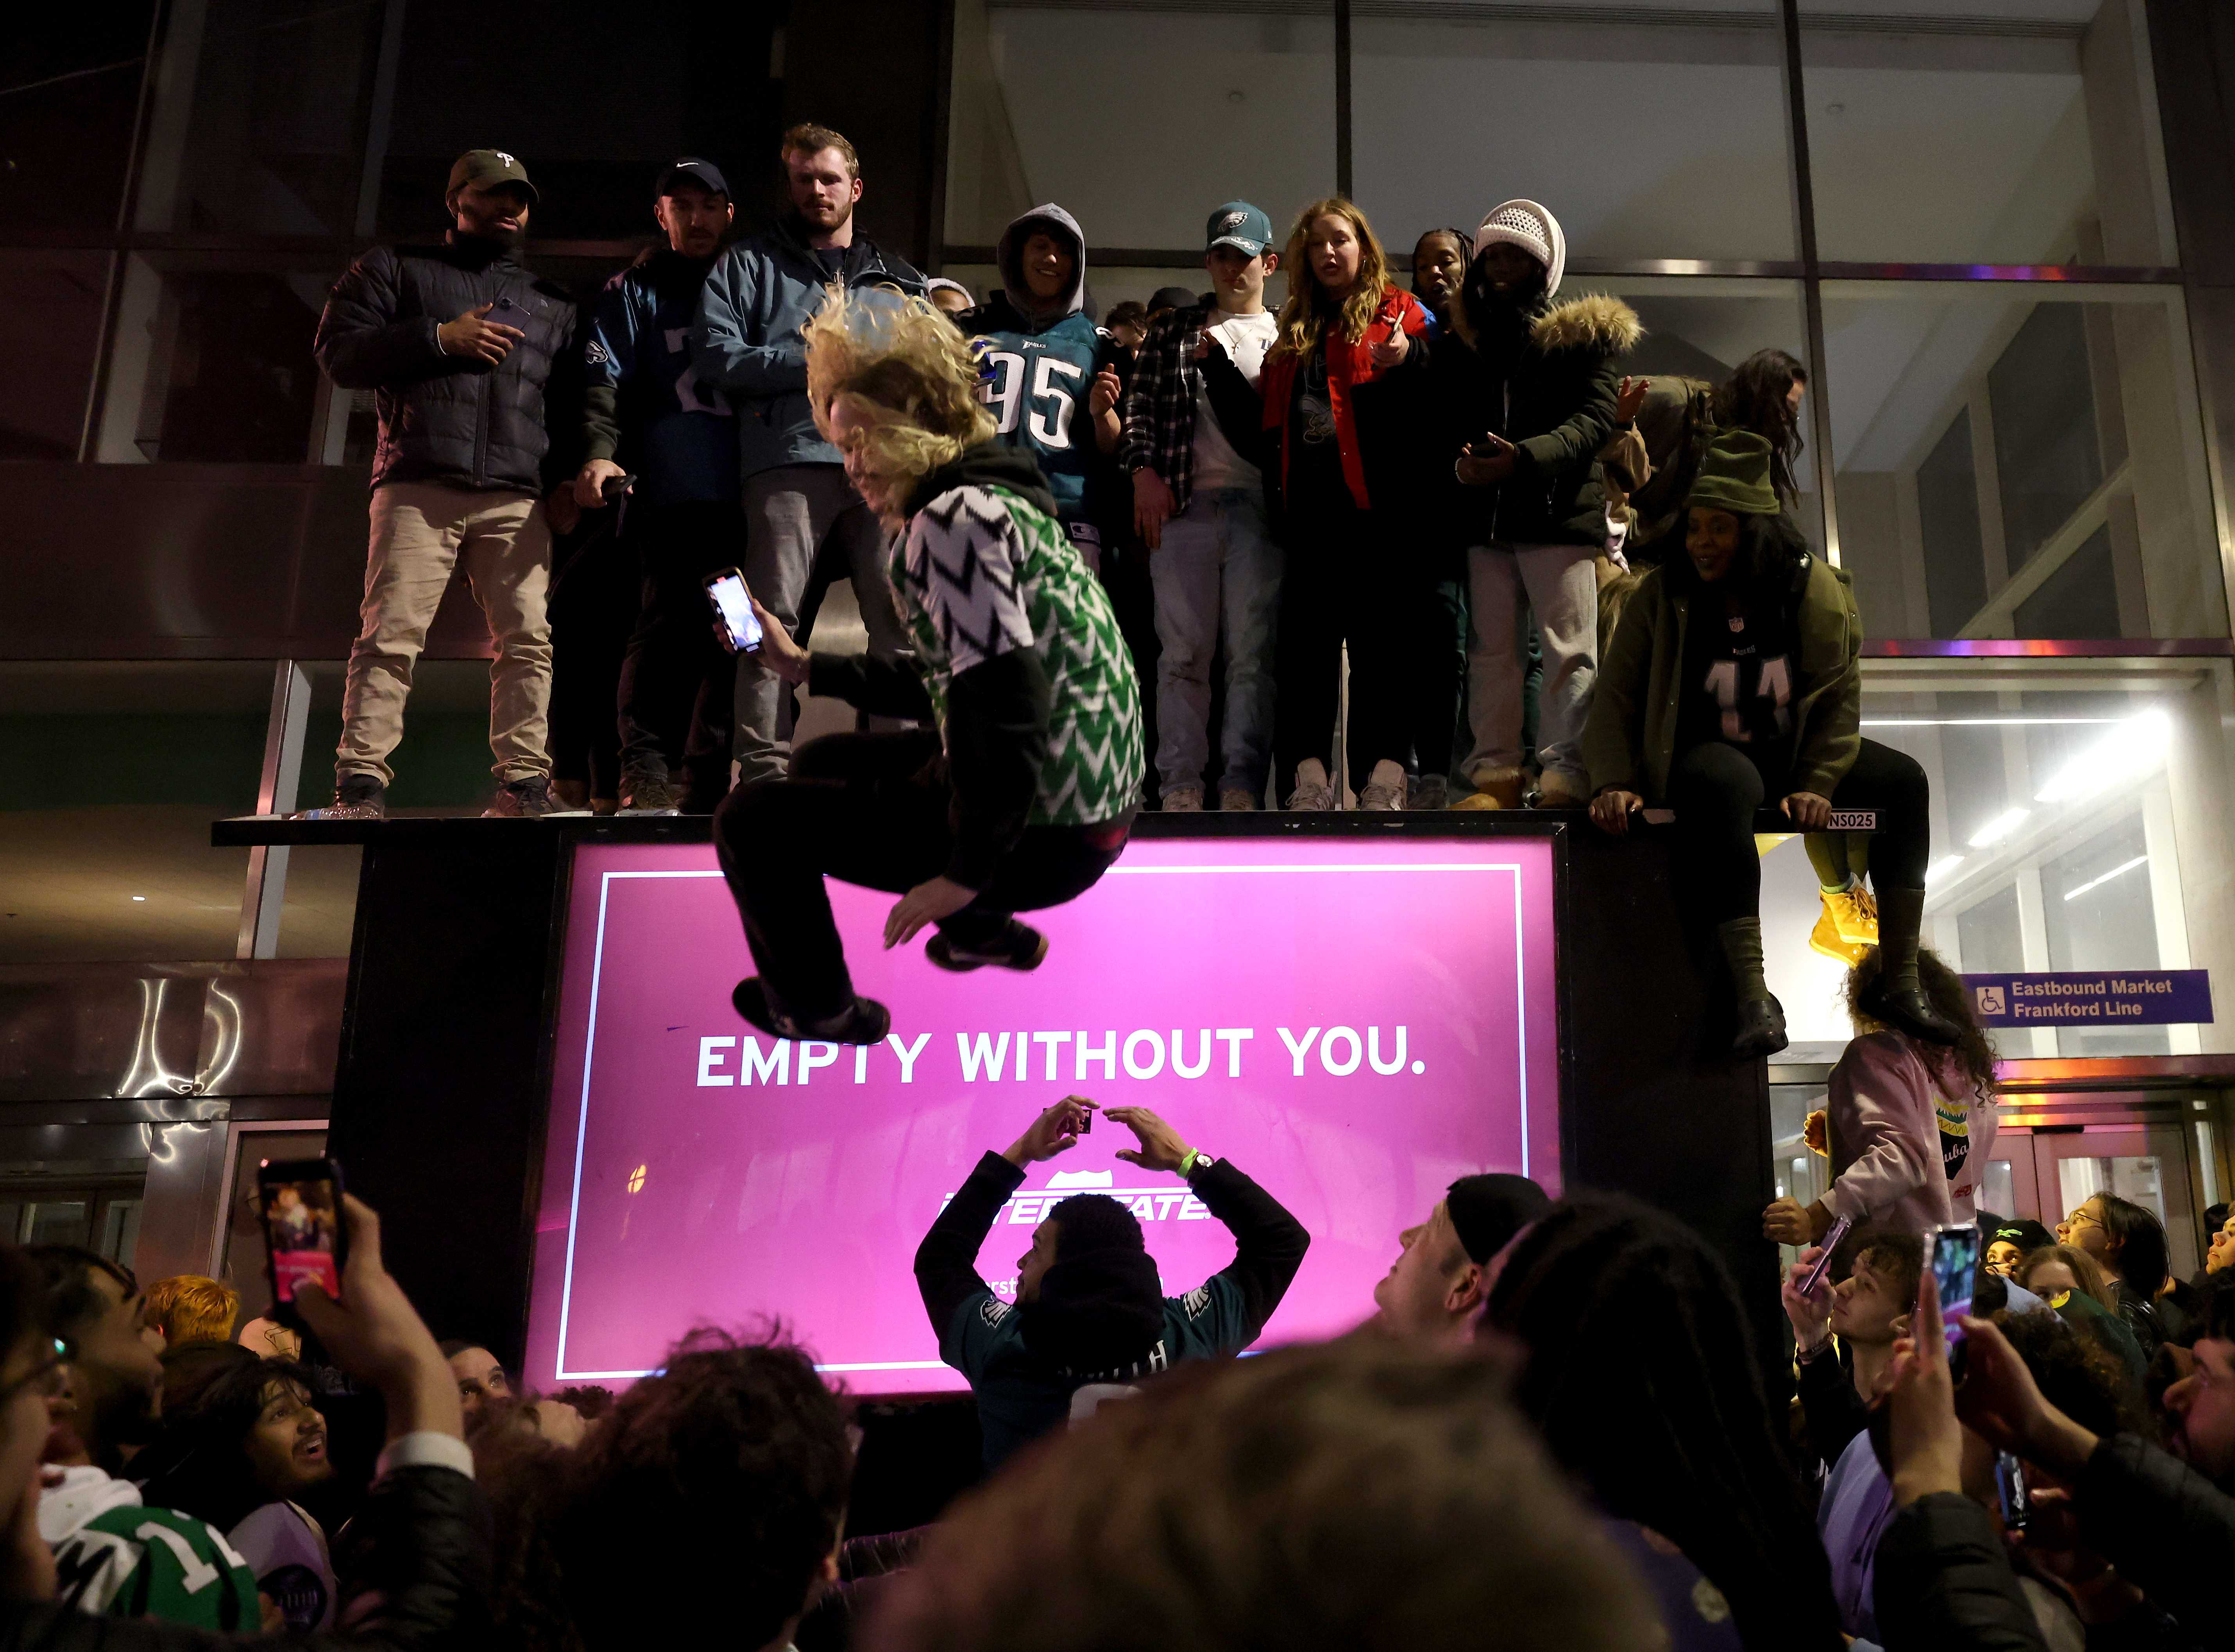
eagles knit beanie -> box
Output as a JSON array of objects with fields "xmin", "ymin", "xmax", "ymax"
[{"xmin": 1474, "ymin": 199, "xmax": 1566, "ymax": 298}]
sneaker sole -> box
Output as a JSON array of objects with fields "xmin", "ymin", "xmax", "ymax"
[
  {"xmin": 617, "ymin": 807, "xmax": 682, "ymax": 817},
  {"xmin": 927, "ymin": 930, "xmax": 1049, "ymax": 974}
]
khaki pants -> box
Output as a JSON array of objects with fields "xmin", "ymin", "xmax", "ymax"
[{"xmin": 338, "ymin": 481, "xmax": 553, "ymax": 787}]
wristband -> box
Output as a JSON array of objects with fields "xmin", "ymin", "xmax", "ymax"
[
  {"xmin": 1179, "ymin": 1148, "xmax": 1200, "ymax": 1177},
  {"xmin": 1795, "ymin": 1334, "xmax": 1835, "ymax": 1366}
]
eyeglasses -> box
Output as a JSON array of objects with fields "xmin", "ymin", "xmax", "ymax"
[{"xmin": 2065, "ymin": 1208, "xmax": 2102, "ymax": 1230}]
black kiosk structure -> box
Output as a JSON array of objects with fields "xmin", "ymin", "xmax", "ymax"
[{"xmin": 215, "ymin": 812, "xmax": 1778, "ymax": 1384}]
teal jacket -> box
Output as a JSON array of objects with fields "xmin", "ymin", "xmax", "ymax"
[{"xmin": 689, "ymin": 218, "xmax": 922, "ymax": 477}]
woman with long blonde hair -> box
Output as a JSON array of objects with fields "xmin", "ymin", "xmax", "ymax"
[
  {"xmin": 714, "ymin": 284, "xmax": 1143, "ymax": 1045},
  {"xmin": 1199, "ymin": 196, "xmax": 1431, "ymax": 811}
]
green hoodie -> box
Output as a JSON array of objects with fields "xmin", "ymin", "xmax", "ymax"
[{"xmin": 1583, "ymin": 548, "xmax": 1862, "ymax": 803}]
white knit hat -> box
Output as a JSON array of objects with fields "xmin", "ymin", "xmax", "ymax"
[{"xmin": 1473, "ymin": 199, "xmax": 1566, "ymax": 299}]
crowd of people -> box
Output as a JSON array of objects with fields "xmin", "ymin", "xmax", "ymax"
[
  {"xmin": 0, "ymin": 1009, "xmax": 2229, "ymax": 1652},
  {"xmin": 295, "ymin": 123, "xmax": 1958, "ymax": 1056}
]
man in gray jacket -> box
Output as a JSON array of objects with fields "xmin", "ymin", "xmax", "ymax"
[
  {"xmin": 306, "ymin": 148, "xmax": 576, "ymax": 819},
  {"xmin": 691, "ymin": 122, "xmax": 922, "ymax": 783}
]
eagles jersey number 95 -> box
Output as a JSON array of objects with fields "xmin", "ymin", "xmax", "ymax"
[{"xmin": 979, "ymin": 348, "xmax": 1084, "ymax": 450}]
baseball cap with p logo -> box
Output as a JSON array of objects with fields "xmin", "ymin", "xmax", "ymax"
[
  {"xmin": 1204, "ymin": 201, "xmax": 1273, "ymax": 257},
  {"xmin": 447, "ymin": 148, "xmax": 538, "ymax": 205}
]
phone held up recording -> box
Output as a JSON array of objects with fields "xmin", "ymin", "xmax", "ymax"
[
  {"xmin": 705, "ymin": 568, "xmax": 764, "ymax": 654},
  {"xmin": 1925, "ymin": 1222, "xmax": 1983, "ymax": 1380},
  {"xmin": 260, "ymin": 1158, "xmax": 348, "ymax": 1318}
]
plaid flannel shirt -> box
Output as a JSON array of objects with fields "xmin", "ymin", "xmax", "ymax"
[{"xmin": 1118, "ymin": 301, "xmax": 1213, "ymax": 516}]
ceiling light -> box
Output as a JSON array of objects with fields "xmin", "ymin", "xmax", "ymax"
[
  {"xmin": 2035, "ymin": 710, "xmax": 2171, "ymax": 804},
  {"xmin": 1967, "ymin": 809, "xmax": 2030, "ymax": 847},
  {"xmin": 1861, "ymin": 717, "xmax": 2120, "ymax": 728},
  {"xmin": 131, "ymin": 895, "xmax": 146, "ymax": 902},
  {"xmin": 2063, "ymin": 855, "xmax": 2147, "ymax": 901},
  {"xmin": 1925, "ymin": 855, "xmax": 1965, "ymax": 884}
]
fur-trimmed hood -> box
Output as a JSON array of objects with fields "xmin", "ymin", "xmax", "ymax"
[{"xmin": 1530, "ymin": 291, "xmax": 1644, "ymax": 355}]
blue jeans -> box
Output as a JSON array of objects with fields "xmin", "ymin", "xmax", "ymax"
[{"xmin": 1151, "ymin": 488, "xmax": 1282, "ymax": 799}]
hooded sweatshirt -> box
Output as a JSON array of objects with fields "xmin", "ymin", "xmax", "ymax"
[
  {"xmin": 1823, "ymin": 1030, "xmax": 1999, "ymax": 1234},
  {"xmin": 959, "ymin": 205, "xmax": 1126, "ymax": 545}
]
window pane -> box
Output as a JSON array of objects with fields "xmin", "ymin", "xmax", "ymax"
[
  {"xmin": 1823, "ymin": 282, "xmax": 2222, "ymax": 640},
  {"xmin": 0, "ymin": 252, "xmax": 106, "ymax": 461},
  {"xmin": 0, "ymin": 10, "xmax": 158, "ymax": 237},
  {"xmin": 1764, "ymin": 663, "xmax": 2220, "ymax": 1058},
  {"xmin": 1357, "ymin": 1, "xmax": 1794, "ymax": 263},
  {"xmin": 947, "ymin": 4, "xmax": 1335, "ymax": 252},
  {"xmin": 95, "ymin": 259, "xmax": 329, "ymax": 463},
  {"xmin": 24, "ymin": 1202, "xmax": 89, "ymax": 1247},
  {"xmin": 1799, "ymin": 0, "xmax": 2176, "ymax": 266},
  {"xmin": 133, "ymin": 0, "xmax": 390, "ymax": 238}
]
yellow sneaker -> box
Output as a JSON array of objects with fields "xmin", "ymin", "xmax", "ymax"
[
  {"xmin": 1453, "ymin": 771, "xmax": 1526, "ymax": 810},
  {"xmin": 1827, "ymin": 884, "xmax": 1879, "ymax": 945}
]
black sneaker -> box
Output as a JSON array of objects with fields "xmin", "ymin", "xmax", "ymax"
[
  {"xmin": 731, "ymin": 978, "xmax": 892, "ymax": 1046},
  {"xmin": 484, "ymin": 776, "xmax": 557, "ymax": 818},
  {"xmin": 293, "ymin": 777, "xmax": 385, "ymax": 821},
  {"xmin": 1733, "ymin": 995, "xmax": 1789, "ymax": 1059},
  {"xmin": 619, "ymin": 774, "xmax": 682, "ymax": 816},
  {"xmin": 926, "ymin": 921, "xmax": 1049, "ymax": 974}
]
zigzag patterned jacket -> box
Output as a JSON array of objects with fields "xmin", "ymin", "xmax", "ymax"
[{"xmin": 810, "ymin": 445, "xmax": 1142, "ymax": 888}]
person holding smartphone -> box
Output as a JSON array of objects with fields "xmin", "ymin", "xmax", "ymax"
[
  {"xmin": 1425, "ymin": 200, "xmax": 1639, "ymax": 815},
  {"xmin": 303, "ymin": 148, "xmax": 578, "ymax": 821},
  {"xmin": 914, "ymin": 1098, "xmax": 1309, "ymax": 1469},
  {"xmin": 716, "ymin": 287, "xmax": 1143, "ymax": 1044},
  {"xmin": 1763, "ymin": 948, "xmax": 1998, "ymax": 1246}
]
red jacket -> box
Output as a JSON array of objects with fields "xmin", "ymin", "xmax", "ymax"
[{"xmin": 1255, "ymin": 284, "xmax": 1429, "ymax": 512}]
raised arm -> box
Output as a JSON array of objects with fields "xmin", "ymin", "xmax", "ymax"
[
  {"xmin": 915, "ymin": 1099, "xmax": 1093, "ymax": 1342},
  {"xmin": 1103, "ymin": 1106, "xmax": 1310, "ymax": 1348}
]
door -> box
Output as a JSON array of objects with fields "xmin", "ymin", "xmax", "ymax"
[{"xmin": 2027, "ymin": 1124, "xmax": 2199, "ymax": 1280}]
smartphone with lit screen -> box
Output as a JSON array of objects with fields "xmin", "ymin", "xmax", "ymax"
[
  {"xmin": 260, "ymin": 1158, "xmax": 347, "ymax": 1308},
  {"xmin": 704, "ymin": 569, "xmax": 763, "ymax": 654},
  {"xmin": 1927, "ymin": 1223, "xmax": 1983, "ymax": 1347}
]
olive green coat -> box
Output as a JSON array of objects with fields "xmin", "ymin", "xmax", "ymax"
[{"xmin": 1582, "ymin": 554, "xmax": 1863, "ymax": 804}]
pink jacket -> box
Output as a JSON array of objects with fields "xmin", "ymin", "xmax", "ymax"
[{"xmin": 1824, "ymin": 1030, "xmax": 1997, "ymax": 1234}]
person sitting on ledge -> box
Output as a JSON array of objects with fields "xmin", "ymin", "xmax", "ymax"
[
  {"xmin": 915, "ymin": 1097, "xmax": 1309, "ymax": 1470},
  {"xmin": 1580, "ymin": 429, "xmax": 1957, "ymax": 1057},
  {"xmin": 715, "ymin": 285, "xmax": 1143, "ymax": 1046}
]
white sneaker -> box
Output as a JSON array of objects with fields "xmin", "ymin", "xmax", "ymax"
[
  {"xmin": 1162, "ymin": 786, "xmax": 1204, "ymax": 812},
  {"xmin": 1357, "ymin": 759, "xmax": 1408, "ymax": 811},
  {"xmin": 1219, "ymin": 786, "xmax": 1259, "ymax": 812},
  {"xmin": 1285, "ymin": 759, "xmax": 1336, "ymax": 812}
]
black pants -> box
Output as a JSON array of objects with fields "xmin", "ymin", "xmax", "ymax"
[
  {"xmin": 1274, "ymin": 502, "xmax": 1414, "ymax": 785},
  {"xmin": 1098, "ymin": 537, "xmax": 1159, "ymax": 806},
  {"xmin": 614, "ymin": 500, "xmax": 744, "ymax": 804},
  {"xmin": 1411, "ymin": 572, "xmax": 1467, "ymax": 781},
  {"xmin": 1667, "ymin": 736, "xmax": 1929, "ymax": 924},
  {"xmin": 548, "ymin": 522, "xmax": 639, "ymax": 799},
  {"xmin": 712, "ymin": 729, "xmax": 1129, "ymax": 1019}
]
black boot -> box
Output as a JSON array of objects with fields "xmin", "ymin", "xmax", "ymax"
[
  {"xmin": 1873, "ymin": 886, "xmax": 1963, "ymax": 1044},
  {"xmin": 732, "ymin": 978, "xmax": 892, "ymax": 1046},
  {"xmin": 1734, "ymin": 995, "xmax": 1788, "ymax": 1058}
]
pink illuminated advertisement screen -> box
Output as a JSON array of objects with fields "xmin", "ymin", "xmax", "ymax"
[{"xmin": 524, "ymin": 834, "xmax": 1560, "ymax": 1392}]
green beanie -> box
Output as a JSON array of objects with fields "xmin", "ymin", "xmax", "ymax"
[{"xmin": 1687, "ymin": 429, "xmax": 1780, "ymax": 516}]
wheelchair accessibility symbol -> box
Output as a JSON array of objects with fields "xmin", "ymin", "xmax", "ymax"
[{"xmin": 1974, "ymin": 985, "xmax": 2006, "ymax": 1016}]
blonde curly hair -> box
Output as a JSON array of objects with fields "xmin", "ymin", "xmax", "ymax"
[{"xmin": 804, "ymin": 283, "xmax": 995, "ymax": 514}]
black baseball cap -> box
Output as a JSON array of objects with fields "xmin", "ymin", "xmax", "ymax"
[
  {"xmin": 657, "ymin": 157, "xmax": 730, "ymax": 199},
  {"xmin": 1147, "ymin": 284, "xmax": 1201, "ymax": 314},
  {"xmin": 1445, "ymin": 1173, "xmax": 1550, "ymax": 1266}
]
